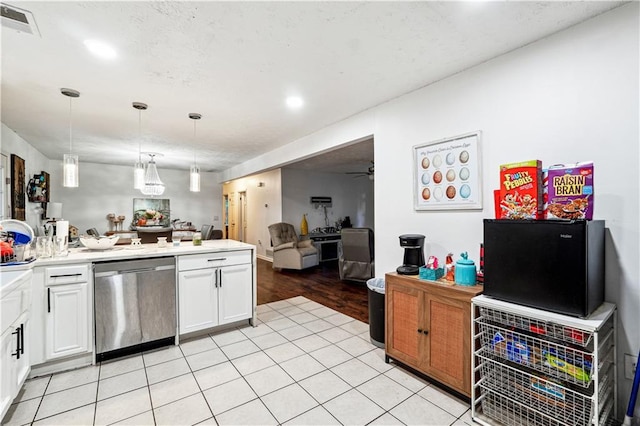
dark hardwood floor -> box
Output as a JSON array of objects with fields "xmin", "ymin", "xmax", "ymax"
[{"xmin": 257, "ymin": 258, "xmax": 369, "ymax": 323}]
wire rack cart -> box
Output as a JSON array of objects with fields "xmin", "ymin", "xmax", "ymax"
[{"xmin": 471, "ymin": 295, "xmax": 616, "ymax": 426}]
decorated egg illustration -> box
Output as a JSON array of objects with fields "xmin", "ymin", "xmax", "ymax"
[
  {"xmin": 446, "ymin": 169, "xmax": 456, "ymax": 182},
  {"xmin": 433, "ymin": 155, "xmax": 442, "ymax": 168},
  {"xmin": 460, "ymin": 184, "xmax": 471, "ymax": 198},
  {"xmin": 446, "ymin": 186, "xmax": 456, "ymax": 199},
  {"xmin": 421, "ymin": 157, "xmax": 430, "ymax": 169},
  {"xmin": 446, "ymin": 152, "xmax": 455, "ymax": 165},
  {"xmin": 422, "ymin": 188, "xmax": 431, "ymax": 200},
  {"xmin": 433, "ymin": 187, "xmax": 443, "ymax": 201},
  {"xmin": 459, "ymin": 150, "xmax": 469, "ymax": 163},
  {"xmin": 421, "ymin": 173, "xmax": 430, "ymax": 185},
  {"xmin": 459, "ymin": 167, "xmax": 470, "ymax": 181},
  {"xmin": 433, "ymin": 171, "xmax": 443, "ymax": 184}
]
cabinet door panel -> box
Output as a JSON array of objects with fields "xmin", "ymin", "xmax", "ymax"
[
  {"xmin": 423, "ymin": 294, "xmax": 468, "ymax": 392},
  {"xmin": 15, "ymin": 316, "xmax": 30, "ymax": 391},
  {"xmin": 386, "ymin": 283, "xmax": 421, "ymax": 364},
  {"xmin": 218, "ymin": 264, "xmax": 252, "ymax": 325},
  {"xmin": 178, "ymin": 270, "xmax": 218, "ymax": 334},
  {"xmin": 46, "ymin": 283, "xmax": 89, "ymax": 360},
  {"xmin": 1, "ymin": 328, "xmax": 16, "ymax": 419}
]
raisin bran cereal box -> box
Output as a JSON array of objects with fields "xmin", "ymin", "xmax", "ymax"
[
  {"xmin": 546, "ymin": 161, "xmax": 594, "ymax": 220},
  {"xmin": 499, "ymin": 160, "xmax": 543, "ymax": 219}
]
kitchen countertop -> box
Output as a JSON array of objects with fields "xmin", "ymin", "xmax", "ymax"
[{"xmin": 1, "ymin": 239, "xmax": 255, "ymax": 269}]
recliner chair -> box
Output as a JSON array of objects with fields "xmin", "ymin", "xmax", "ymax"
[
  {"xmin": 339, "ymin": 228, "xmax": 374, "ymax": 282},
  {"xmin": 267, "ymin": 222, "xmax": 319, "ymax": 270}
]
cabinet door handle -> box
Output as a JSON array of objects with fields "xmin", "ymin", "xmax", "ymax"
[
  {"xmin": 50, "ymin": 273, "xmax": 83, "ymax": 278},
  {"xmin": 219, "ymin": 269, "xmax": 223, "ymax": 288},
  {"xmin": 207, "ymin": 258, "xmax": 227, "ymax": 262},
  {"xmin": 47, "ymin": 287, "xmax": 51, "ymax": 312},
  {"xmin": 20, "ymin": 323, "xmax": 25, "ymax": 355},
  {"xmin": 417, "ymin": 329, "xmax": 423, "ymax": 334},
  {"xmin": 423, "ymin": 330, "xmax": 429, "ymax": 335},
  {"xmin": 12, "ymin": 327, "xmax": 20, "ymax": 359}
]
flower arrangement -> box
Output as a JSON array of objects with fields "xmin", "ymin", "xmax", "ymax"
[{"xmin": 144, "ymin": 209, "xmax": 164, "ymax": 221}]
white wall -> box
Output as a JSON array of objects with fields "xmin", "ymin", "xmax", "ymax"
[
  {"xmin": 48, "ymin": 161, "xmax": 223, "ymax": 235},
  {"xmin": 282, "ymin": 168, "xmax": 374, "ymax": 233},
  {"xmin": 2, "ymin": 123, "xmax": 225, "ymax": 236},
  {"xmin": 223, "ymin": 169, "xmax": 282, "ymax": 259},
  {"xmin": 222, "ymin": 5, "xmax": 640, "ymax": 418},
  {"xmin": 1, "ymin": 123, "xmax": 52, "ymax": 233}
]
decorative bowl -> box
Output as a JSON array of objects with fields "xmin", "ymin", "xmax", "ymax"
[{"xmin": 79, "ymin": 235, "xmax": 119, "ymax": 250}]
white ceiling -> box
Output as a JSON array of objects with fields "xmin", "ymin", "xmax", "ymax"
[{"xmin": 1, "ymin": 1, "xmax": 625, "ymax": 174}]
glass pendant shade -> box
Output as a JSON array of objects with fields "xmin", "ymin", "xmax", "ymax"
[
  {"xmin": 141, "ymin": 157, "xmax": 165, "ymax": 196},
  {"xmin": 63, "ymin": 154, "xmax": 79, "ymax": 187},
  {"xmin": 133, "ymin": 161, "xmax": 145, "ymax": 189},
  {"xmin": 190, "ymin": 164, "xmax": 201, "ymax": 192},
  {"xmin": 61, "ymin": 88, "xmax": 80, "ymax": 188}
]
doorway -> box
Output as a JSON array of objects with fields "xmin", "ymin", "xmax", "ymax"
[{"xmin": 238, "ymin": 191, "xmax": 247, "ymax": 242}]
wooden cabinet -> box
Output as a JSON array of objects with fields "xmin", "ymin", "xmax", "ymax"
[
  {"xmin": 178, "ymin": 250, "xmax": 252, "ymax": 334},
  {"xmin": 44, "ymin": 265, "xmax": 91, "ymax": 361},
  {"xmin": 385, "ymin": 272, "xmax": 482, "ymax": 397}
]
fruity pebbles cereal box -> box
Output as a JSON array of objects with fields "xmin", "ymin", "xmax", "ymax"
[
  {"xmin": 499, "ymin": 160, "xmax": 543, "ymax": 219},
  {"xmin": 545, "ymin": 162, "xmax": 594, "ymax": 220}
]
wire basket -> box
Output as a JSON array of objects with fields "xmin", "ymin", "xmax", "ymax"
[
  {"xmin": 479, "ymin": 306, "xmax": 595, "ymax": 349},
  {"xmin": 479, "ymin": 355, "xmax": 597, "ymax": 425},
  {"xmin": 478, "ymin": 320, "xmax": 599, "ymax": 388}
]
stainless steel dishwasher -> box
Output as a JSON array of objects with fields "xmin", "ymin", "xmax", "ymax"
[{"xmin": 94, "ymin": 257, "xmax": 176, "ymax": 362}]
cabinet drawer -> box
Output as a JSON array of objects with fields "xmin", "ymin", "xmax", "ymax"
[
  {"xmin": 178, "ymin": 250, "xmax": 251, "ymax": 271},
  {"xmin": 45, "ymin": 265, "xmax": 89, "ymax": 285}
]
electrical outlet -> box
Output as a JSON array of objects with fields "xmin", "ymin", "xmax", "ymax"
[
  {"xmin": 214, "ymin": 216, "xmax": 219, "ymax": 221},
  {"xmin": 625, "ymin": 353, "xmax": 638, "ymax": 380}
]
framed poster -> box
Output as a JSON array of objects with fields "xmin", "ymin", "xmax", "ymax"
[
  {"xmin": 132, "ymin": 198, "xmax": 170, "ymax": 227},
  {"xmin": 10, "ymin": 154, "xmax": 26, "ymax": 220},
  {"xmin": 413, "ymin": 131, "xmax": 482, "ymax": 211}
]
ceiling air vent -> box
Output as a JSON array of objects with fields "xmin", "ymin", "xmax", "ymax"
[{"xmin": 1, "ymin": 3, "xmax": 40, "ymax": 36}]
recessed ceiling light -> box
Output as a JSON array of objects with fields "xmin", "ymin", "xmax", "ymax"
[
  {"xmin": 83, "ymin": 39, "xmax": 117, "ymax": 60},
  {"xmin": 286, "ymin": 96, "xmax": 304, "ymax": 109}
]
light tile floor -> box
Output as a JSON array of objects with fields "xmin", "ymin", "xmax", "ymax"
[{"xmin": 3, "ymin": 296, "xmax": 474, "ymax": 426}]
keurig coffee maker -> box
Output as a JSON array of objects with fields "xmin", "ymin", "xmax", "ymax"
[{"xmin": 397, "ymin": 234, "xmax": 426, "ymax": 275}]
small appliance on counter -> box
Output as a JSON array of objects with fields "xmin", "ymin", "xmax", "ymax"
[
  {"xmin": 483, "ymin": 219, "xmax": 605, "ymax": 317},
  {"xmin": 396, "ymin": 234, "xmax": 425, "ymax": 275}
]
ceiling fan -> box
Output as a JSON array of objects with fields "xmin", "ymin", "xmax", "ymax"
[{"xmin": 346, "ymin": 162, "xmax": 374, "ymax": 180}]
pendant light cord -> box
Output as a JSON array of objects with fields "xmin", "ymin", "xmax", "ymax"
[
  {"xmin": 68, "ymin": 96, "xmax": 73, "ymax": 154},
  {"xmin": 193, "ymin": 119, "xmax": 197, "ymax": 166},
  {"xmin": 138, "ymin": 108, "xmax": 142, "ymax": 162}
]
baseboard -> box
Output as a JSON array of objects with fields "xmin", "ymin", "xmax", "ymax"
[{"xmin": 257, "ymin": 253, "xmax": 273, "ymax": 262}]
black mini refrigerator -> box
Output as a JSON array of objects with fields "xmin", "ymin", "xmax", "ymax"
[{"xmin": 483, "ymin": 219, "xmax": 605, "ymax": 318}]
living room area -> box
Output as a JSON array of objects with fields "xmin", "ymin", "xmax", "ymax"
[{"xmin": 222, "ymin": 138, "xmax": 375, "ymax": 271}]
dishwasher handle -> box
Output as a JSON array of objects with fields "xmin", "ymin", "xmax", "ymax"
[{"xmin": 95, "ymin": 264, "xmax": 175, "ymax": 277}]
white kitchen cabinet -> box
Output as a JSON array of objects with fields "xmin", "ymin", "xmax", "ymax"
[
  {"xmin": 179, "ymin": 269, "xmax": 219, "ymax": 334},
  {"xmin": 44, "ymin": 265, "xmax": 91, "ymax": 361},
  {"xmin": 178, "ymin": 250, "xmax": 252, "ymax": 334},
  {"xmin": 1, "ymin": 269, "xmax": 32, "ymax": 421}
]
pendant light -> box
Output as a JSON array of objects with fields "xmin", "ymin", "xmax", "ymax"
[
  {"xmin": 132, "ymin": 102, "xmax": 147, "ymax": 190},
  {"xmin": 61, "ymin": 88, "xmax": 80, "ymax": 187},
  {"xmin": 141, "ymin": 153, "xmax": 165, "ymax": 196},
  {"xmin": 189, "ymin": 113, "xmax": 201, "ymax": 192}
]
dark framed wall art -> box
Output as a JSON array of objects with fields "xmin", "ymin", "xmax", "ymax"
[{"xmin": 10, "ymin": 154, "xmax": 26, "ymax": 220}]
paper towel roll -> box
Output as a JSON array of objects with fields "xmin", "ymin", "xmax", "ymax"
[{"xmin": 56, "ymin": 220, "xmax": 69, "ymax": 238}]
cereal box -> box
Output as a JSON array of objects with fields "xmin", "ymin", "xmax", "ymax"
[
  {"xmin": 545, "ymin": 162, "xmax": 594, "ymax": 220},
  {"xmin": 499, "ymin": 160, "xmax": 543, "ymax": 219}
]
